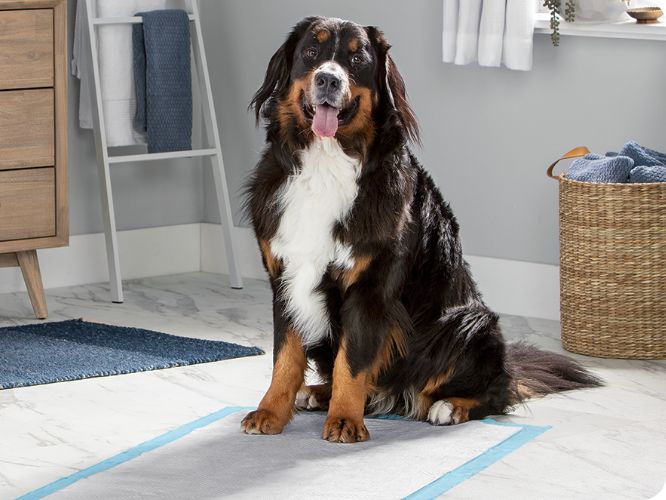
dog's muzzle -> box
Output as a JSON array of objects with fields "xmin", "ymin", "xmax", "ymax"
[{"xmin": 309, "ymin": 62, "xmax": 350, "ymax": 137}]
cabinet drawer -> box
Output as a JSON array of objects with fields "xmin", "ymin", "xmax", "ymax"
[
  {"xmin": 0, "ymin": 167, "xmax": 55, "ymax": 242},
  {"xmin": 0, "ymin": 9, "xmax": 54, "ymax": 90},
  {"xmin": 0, "ymin": 89, "xmax": 54, "ymax": 170}
]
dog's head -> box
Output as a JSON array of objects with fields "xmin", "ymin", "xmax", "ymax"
[{"xmin": 250, "ymin": 17, "xmax": 418, "ymax": 153}]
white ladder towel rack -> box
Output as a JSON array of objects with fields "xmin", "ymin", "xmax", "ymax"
[{"xmin": 84, "ymin": 0, "xmax": 242, "ymax": 302}]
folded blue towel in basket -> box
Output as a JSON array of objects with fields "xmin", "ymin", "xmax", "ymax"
[
  {"xmin": 619, "ymin": 140, "xmax": 666, "ymax": 167},
  {"xmin": 133, "ymin": 9, "xmax": 192, "ymax": 153},
  {"xmin": 567, "ymin": 153, "xmax": 633, "ymax": 183},
  {"xmin": 629, "ymin": 165, "xmax": 666, "ymax": 183}
]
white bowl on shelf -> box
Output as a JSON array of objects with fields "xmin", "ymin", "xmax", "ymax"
[{"xmin": 569, "ymin": 0, "xmax": 631, "ymax": 23}]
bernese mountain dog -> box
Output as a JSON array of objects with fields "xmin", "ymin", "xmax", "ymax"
[{"xmin": 241, "ymin": 16, "xmax": 601, "ymax": 443}]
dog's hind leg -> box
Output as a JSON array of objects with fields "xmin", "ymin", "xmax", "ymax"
[
  {"xmin": 295, "ymin": 383, "xmax": 332, "ymax": 410},
  {"xmin": 402, "ymin": 303, "xmax": 514, "ymax": 425}
]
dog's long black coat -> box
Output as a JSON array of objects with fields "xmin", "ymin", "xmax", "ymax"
[{"xmin": 241, "ymin": 17, "xmax": 600, "ymax": 440}]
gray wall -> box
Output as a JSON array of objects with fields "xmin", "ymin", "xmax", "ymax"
[
  {"xmin": 200, "ymin": 0, "xmax": 665, "ymax": 266},
  {"xmin": 67, "ymin": 0, "xmax": 204, "ymax": 236}
]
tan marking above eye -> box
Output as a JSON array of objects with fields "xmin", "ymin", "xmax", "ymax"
[
  {"xmin": 348, "ymin": 38, "xmax": 359, "ymax": 52},
  {"xmin": 316, "ymin": 30, "xmax": 330, "ymax": 43}
]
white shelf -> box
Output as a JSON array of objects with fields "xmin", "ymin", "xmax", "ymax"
[{"xmin": 535, "ymin": 12, "xmax": 666, "ymax": 41}]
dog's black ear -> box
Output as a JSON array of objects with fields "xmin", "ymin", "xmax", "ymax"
[
  {"xmin": 250, "ymin": 17, "xmax": 319, "ymax": 124},
  {"xmin": 366, "ymin": 26, "xmax": 420, "ymax": 145}
]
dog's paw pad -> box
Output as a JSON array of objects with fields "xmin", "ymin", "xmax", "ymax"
[
  {"xmin": 322, "ymin": 417, "xmax": 369, "ymax": 443},
  {"xmin": 241, "ymin": 409, "xmax": 285, "ymax": 435},
  {"xmin": 427, "ymin": 400, "xmax": 460, "ymax": 426}
]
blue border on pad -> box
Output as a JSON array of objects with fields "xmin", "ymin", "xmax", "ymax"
[
  {"xmin": 403, "ymin": 418, "xmax": 550, "ymax": 500},
  {"xmin": 17, "ymin": 406, "xmax": 252, "ymax": 500},
  {"xmin": 18, "ymin": 408, "xmax": 549, "ymax": 500}
]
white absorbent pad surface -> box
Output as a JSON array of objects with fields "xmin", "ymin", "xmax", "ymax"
[{"xmin": 33, "ymin": 407, "xmax": 548, "ymax": 499}]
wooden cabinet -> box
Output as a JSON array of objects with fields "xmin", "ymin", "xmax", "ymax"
[{"xmin": 0, "ymin": 0, "xmax": 68, "ymax": 319}]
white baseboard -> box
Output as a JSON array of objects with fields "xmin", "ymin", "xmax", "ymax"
[
  {"xmin": 464, "ymin": 255, "xmax": 560, "ymax": 321},
  {"xmin": 0, "ymin": 222, "xmax": 559, "ymax": 320},
  {"xmin": 200, "ymin": 223, "xmax": 561, "ymax": 321},
  {"xmin": 200, "ymin": 223, "xmax": 265, "ymax": 280},
  {"xmin": 0, "ymin": 223, "xmax": 201, "ymax": 295}
]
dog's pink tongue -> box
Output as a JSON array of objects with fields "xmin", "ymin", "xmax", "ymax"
[{"xmin": 312, "ymin": 104, "xmax": 339, "ymax": 137}]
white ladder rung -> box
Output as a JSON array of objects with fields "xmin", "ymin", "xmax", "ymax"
[
  {"xmin": 108, "ymin": 148, "xmax": 217, "ymax": 164},
  {"xmin": 93, "ymin": 14, "xmax": 195, "ymax": 26}
]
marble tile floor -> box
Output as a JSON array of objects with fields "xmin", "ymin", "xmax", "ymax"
[{"xmin": 0, "ymin": 272, "xmax": 664, "ymax": 499}]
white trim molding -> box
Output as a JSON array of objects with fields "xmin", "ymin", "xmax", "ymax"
[{"xmin": 0, "ymin": 224, "xmax": 201, "ymax": 295}]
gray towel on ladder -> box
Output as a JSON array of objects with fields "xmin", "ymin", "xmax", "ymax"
[{"xmin": 133, "ymin": 9, "xmax": 192, "ymax": 153}]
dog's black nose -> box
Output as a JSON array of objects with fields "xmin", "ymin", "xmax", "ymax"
[{"xmin": 315, "ymin": 72, "xmax": 341, "ymax": 93}]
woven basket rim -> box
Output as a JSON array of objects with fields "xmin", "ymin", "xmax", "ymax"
[{"xmin": 559, "ymin": 173, "xmax": 666, "ymax": 187}]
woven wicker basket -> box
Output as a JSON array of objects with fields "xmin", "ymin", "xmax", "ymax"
[{"xmin": 547, "ymin": 147, "xmax": 666, "ymax": 359}]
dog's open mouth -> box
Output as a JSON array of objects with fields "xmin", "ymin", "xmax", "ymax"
[{"xmin": 302, "ymin": 92, "xmax": 359, "ymax": 138}]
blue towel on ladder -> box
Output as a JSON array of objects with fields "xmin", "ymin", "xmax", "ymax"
[{"xmin": 133, "ymin": 9, "xmax": 192, "ymax": 153}]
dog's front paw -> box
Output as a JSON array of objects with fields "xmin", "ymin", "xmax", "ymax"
[
  {"xmin": 322, "ymin": 416, "xmax": 369, "ymax": 443},
  {"xmin": 241, "ymin": 409, "xmax": 286, "ymax": 435}
]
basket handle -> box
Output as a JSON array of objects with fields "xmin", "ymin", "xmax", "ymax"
[{"xmin": 546, "ymin": 146, "xmax": 591, "ymax": 180}]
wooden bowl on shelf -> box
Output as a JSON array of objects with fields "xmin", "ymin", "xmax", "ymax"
[{"xmin": 626, "ymin": 7, "xmax": 663, "ymax": 24}]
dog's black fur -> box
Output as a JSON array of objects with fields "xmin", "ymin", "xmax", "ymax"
[{"xmin": 241, "ymin": 17, "xmax": 601, "ymax": 442}]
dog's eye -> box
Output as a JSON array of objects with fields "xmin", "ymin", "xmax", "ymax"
[
  {"xmin": 351, "ymin": 54, "xmax": 364, "ymax": 65},
  {"xmin": 304, "ymin": 47, "xmax": 318, "ymax": 59}
]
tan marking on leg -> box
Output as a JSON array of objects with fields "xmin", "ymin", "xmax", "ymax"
[
  {"xmin": 421, "ymin": 367, "xmax": 454, "ymax": 396},
  {"xmin": 446, "ymin": 397, "xmax": 482, "ymax": 424},
  {"xmin": 323, "ymin": 340, "xmax": 370, "ymax": 443},
  {"xmin": 259, "ymin": 239, "xmax": 281, "ymax": 279},
  {"xmin": 369, "ymin": 325, "xmax": 407, "ymax": 380},
  {"xmin": 339, "ymin": 254, "xmax": 372, "ymax": 292},
  {"xmin": 414, "ymin": 392, "xmax": 434, "ymax": 420},
  {"xmin": 241, "ymin": 328, "xmax": 306, "ymax": 435}
]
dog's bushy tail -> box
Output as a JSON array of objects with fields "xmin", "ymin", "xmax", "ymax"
[{"xmin": 506, "ymin": 342, "xmax": 603, "ymax": 404}]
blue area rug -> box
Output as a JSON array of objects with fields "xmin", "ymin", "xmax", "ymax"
[{"xmin": 0, "ymin": 319, "xmax": 264, "ymax": 390}]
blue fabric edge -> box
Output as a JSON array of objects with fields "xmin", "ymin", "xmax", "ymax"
[
  {"xmin": 16, "ymin": 406, "xmax": 253, "ymax": 500},
  {"xmin": 17, "ymin": 409, "xmax": 549, "ymax": 500},
  {"xmin": 403, "ymin": 418, "xmax": 551, "ymax": 500}
]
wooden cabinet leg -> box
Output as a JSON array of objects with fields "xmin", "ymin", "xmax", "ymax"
[{"xmin": 16, "ymin": 250, "xmax": 48, "ymax": 319}]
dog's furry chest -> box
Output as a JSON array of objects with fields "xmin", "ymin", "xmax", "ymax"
[{"xmin": 270, "ymin": 138, "xmax": 361, "ymax": 345}]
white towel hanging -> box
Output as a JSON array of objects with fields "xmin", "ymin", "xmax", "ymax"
[{"xmin": 442, "ymin": 0, "xmax": 536, "ymax": 71}]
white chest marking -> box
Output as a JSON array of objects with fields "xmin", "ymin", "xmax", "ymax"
[{"xmin": 270, "ymin": 138, "xmax": 361, "ymax": 346}]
